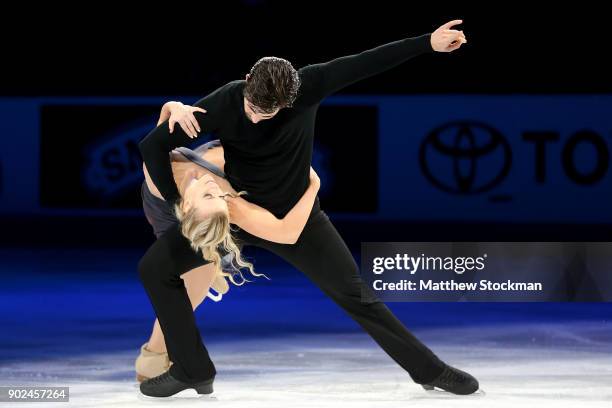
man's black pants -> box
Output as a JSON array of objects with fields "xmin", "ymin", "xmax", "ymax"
[{"xmin": 138, "ymin": 197, "xmax": 445, "ymax": 385}]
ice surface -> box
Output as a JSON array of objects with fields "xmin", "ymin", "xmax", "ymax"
[
  {"xmin": 1, "ymin": 322, "xmax": 610, "ymax": 408},
  {"xmin": 1, "ymin": 248, "xmax": 610, "ymax": 407}
]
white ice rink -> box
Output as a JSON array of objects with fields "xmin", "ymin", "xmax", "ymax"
[{"xmin": 1, "ymin": 321, "xmax": 610, "ymax": 408}]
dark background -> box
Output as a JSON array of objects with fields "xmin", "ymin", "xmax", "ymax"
[
  {"xmin": 2, "ymin": 1, "xmax": 611, "ymax": 246},
  {"xmin": 3, "ymin": 1, "xmax": 610, "ymax": 96}
]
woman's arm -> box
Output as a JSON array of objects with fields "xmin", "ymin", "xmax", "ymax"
[
  {"xmin": 228, "ymin": 168, "xmax": 321, "ymax": 244},
  {"xmin": 139, "ymin": 82, "xmax": 232, "ymax": 206}
]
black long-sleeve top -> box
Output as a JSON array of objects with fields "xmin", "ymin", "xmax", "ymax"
[{"xmin": 139, "ymin": 33, "xmax": 433, "ymax": 218}]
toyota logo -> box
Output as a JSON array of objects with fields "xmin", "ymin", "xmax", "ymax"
[{"xmin": 419, "ymin": 121, "xmax": 512, "ymax": 194}]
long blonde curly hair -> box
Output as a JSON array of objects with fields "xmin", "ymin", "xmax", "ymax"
[{"xmin": 173, "ymin": 194, "xmax": 269, "ymax": 294}]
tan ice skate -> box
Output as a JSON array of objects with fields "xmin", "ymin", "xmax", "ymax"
[{"xmin": 135, "ymin": 342, "xmax": 173, "ymax": 383}]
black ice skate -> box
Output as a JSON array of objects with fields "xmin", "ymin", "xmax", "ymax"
[
  {"xmin": 421, "ymin": 364, "xmax": 480, "ymax": 395},
  {"xmin": 139, "ymin": 370, "xmax": 214, "ymax": 398}
]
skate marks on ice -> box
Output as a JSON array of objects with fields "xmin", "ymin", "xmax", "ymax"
[{"xmin": 0, "ymin": 322, "xmax": 611, "ymax": 407}]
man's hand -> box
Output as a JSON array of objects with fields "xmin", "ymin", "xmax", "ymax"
[
  {"xmin": 167, "ymin": 102, "xmax": 207, "ymax": 138},
  {"xmin": 431, "ymin": 20, "xmax": 467, "ymax": 53}
]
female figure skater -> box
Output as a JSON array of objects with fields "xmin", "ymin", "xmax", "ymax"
[{"xmin": 136, "ymin": 101, "xmax": 321, "ymax": 382}]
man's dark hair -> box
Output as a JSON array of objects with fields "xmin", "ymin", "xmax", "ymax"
[{"xmin": 244, "ymin": 57, "xmax": 301, "ymax": 113}]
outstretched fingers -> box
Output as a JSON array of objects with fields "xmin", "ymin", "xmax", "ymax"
[{"xmin": 441, "ymin": 19, "xmax": 463, "ymax": 30}]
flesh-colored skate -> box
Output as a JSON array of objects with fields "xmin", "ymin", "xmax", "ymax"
[{"xmin": 135, "ymin": 342, "xmax": 173, "ymax": 383}]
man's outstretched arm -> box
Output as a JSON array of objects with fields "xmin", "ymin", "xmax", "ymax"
[
  {"xmin": 298, "ymin": 20, "xmax": 467, "ymax": 104},
  {"xmin": 138, "ymin": 83, "xmax": 232, "ymax": 206}
]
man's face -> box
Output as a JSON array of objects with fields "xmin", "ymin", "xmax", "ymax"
[{"xmin": 243, "ymin": 97, "xmax": 280, "ymax": 124}]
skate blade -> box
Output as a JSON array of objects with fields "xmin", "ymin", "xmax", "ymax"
[
  {"xmin": 422, "ymin": 385, "xmax": 486, "ymax": 396},
  {"xmin": 137, "ymin": 389, "xmax": 217, "ymax": 401}
]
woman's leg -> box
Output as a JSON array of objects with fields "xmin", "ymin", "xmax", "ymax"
[
  {"xmin": 138, "ymin": 224, "xmax": 217, "ymax": 383},
  {"xmin": 146, "ymin": 263, "xmax": 217, "ymax": 353}
]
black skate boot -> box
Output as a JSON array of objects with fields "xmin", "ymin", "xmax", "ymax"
[
  {"xmin": 421, "ymin": 364, "xmax": 479, "ymax": 395},
  {"xmin": 139, "ymin": 370, "xmax": 214, "ymax": 398}
]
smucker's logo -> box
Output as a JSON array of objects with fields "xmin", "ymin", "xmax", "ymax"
[{"xmin": 83, "ymin": 125, "xmax": 149, "ymax": 197}]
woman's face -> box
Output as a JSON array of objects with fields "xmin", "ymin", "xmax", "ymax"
[{"xmin": 180, "ymin": 169, "xmax": 228, "ymax": 217}]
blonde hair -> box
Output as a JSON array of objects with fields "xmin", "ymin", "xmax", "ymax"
[{"xmin": 173, "ymin": 194, "xmax": 269, "ymax": 292}]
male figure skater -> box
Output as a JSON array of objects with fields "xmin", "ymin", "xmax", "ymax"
[{"xmin": 138, "ymin": 20, "xmax": 477, "ymax": 397}]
